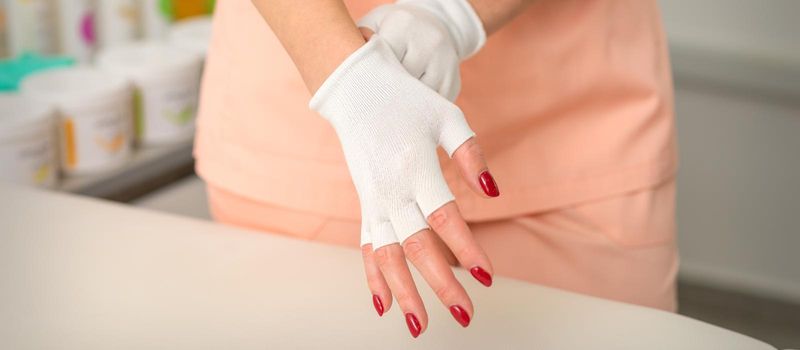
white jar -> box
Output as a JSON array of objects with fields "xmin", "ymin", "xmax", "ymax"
[
  {"xmin": 56, "ymin": 0, "xmax": 95, "ymax": 63},
  {"xmin": 0, "ymin": 94, "xmax": 57, "ymax": 187},
  {"xmin": 141, "ymin": 0, "xmax": 171, "ymax": 39},
  {"xmin": 6, "ymin": 0, "xmax": 57, "ymax": 56},
  {"xmin": 97, "ymin": 0, "xmax": 139, "ymax": 48},
  {"xmin": 168, "ymin": 16, "xmax": 212, "ymax": 58},
  {"xmin": 97, "ymin": 42, "xmax": 202, "ymax": 145},
  {"xmin": 21, "ymin": 67, "xmax": 132, "ymax": 176}
]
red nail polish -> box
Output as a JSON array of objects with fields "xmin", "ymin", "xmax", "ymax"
[
  {"xmin": 470, "ymin": 266, "xmax": 493, "ymax": 287},
  {"xmin": 479, "ymin": 171, "xmax": 499, "ymax": 197},
  {"xmin": 372, "ymin": 295, "xmax": 384, "ymax": 316},
  {"xmin": 405, "ymin": 313, "xmax": 421, "ymax": 338},
  {"xmin": 449, "ymin": 305, "xmax": 471, "ymax": 327}
]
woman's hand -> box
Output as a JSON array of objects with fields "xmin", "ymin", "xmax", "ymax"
[
  {"xmin": 310, "ymin": 37, "xmax": 498, "ymax": 337},
  {"xmin": 358, "ymin": 0, "xmax": 486, "ymax": 101}
]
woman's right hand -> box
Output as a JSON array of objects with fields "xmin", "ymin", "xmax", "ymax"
[
  {"xmin": 357, "ymin": 0, "xmax": 486, "ymax": 101},
  {"xmin": 310, "ymin": 36, "xmax": 499, "ymax": 338}
]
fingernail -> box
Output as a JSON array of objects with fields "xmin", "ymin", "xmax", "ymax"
[
  {"xmin": 405, "ymin": 313, "xmax": 422, "ymax": 338},
  {"xmin": 470, "ymin": 266, "xmax": 493, "ymax": 287},
  {"xmin": 449, "ymin": 305, "xmax": 471, "ymax": 327},
  {"xmin": 372, "ymin": 295, "xmax": 384, "ymax": 316},
  {"xmin": 479, "ymin": 171, "xmax": 499, "ymax": 197}
]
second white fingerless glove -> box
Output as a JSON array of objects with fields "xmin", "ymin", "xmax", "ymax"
[
  {"xmin": 358, "ymin": 0, "xmax": 486, "ymax": 101},
  {"xmin": 310, "ymin": 37, "xmax": 474, "ymax": 249}
]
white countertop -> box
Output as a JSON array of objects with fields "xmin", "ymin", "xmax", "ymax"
[{"xmin": 0, "ymin": 184, "xmax": 777, "ymax": 349}]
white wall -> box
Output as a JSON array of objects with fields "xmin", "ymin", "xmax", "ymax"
[
  {"xmin": 673, "ymin": 87, "xmax": 800, "ymax": 302},
  {"xmin": 659, "ymin": 1, "xmax": 800, "ymax": 302},
  {"xmin": 660, "ymin": 0, "xmax": 800, "ymax": 61}
]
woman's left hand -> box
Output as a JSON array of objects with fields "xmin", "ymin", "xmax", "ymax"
[{"xmin": 310, "ymin": 36, "xmax": 498, "ymax": 337}]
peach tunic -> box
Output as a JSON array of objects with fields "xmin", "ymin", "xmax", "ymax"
[
  {"xmin": 194, "ymin": 0, "xmax": 677, "ymax": 222},
  {"xmin": 194, "ymin": 0, "xmax": 678, "ymax": 310}
]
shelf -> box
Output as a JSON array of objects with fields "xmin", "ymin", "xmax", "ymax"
[{"xmin": 58, "ymin": 139, "xmax": 195, "ymax": 201}]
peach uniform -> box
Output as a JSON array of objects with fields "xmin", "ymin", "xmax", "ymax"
[{"xmin": 195, "ymin": 0, "xmax": 678, "ymax": 310}]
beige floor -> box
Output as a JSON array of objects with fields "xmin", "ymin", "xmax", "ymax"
[{"xmin": 133, "ymin": 175, "xmax": 800, "ymax": 349}]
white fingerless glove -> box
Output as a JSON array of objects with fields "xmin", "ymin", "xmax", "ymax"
[
  {"xmin": 358, "ymin": 0, "xmax": 486, "ymax": 101},
  {"xmin": 310, "ymin": 37, "xmax": 475, "ymax": 249}
]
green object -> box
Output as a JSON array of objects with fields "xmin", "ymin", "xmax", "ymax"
[
  {"xmin": 133, "ymin": 89, "xmax": 145, "ymax": 141},
  {"xmin": 164, "ymin": 105, "xmax": 196, "ymax": 126},
  {"xmin": 158, "ymin": 0, "xmax": 175, "ymax": 21},
  {"xmin": 205, "ymin": 0, "xmax": 216, "ymax": 13},
  {"xmin": 0, "ymin": 53, "xmax": 76, "ymax": 92}
]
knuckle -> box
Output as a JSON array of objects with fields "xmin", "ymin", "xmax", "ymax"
[
  {"xmin": 373, "ymin": 246, "xmax": 395, "ymax": 267},
  {"xmin": 462, "ymin": 140, "xmax": 484, "ymax": 161},
  {"xmin": 394, "ymin": 290, "xmax": 415, "ymax": 305},
  {"xmin": 427, "ymin": 209, "xmax": 450, "ymax": 231},
  {"xmin": 433, "ymin": 284, "xmax": 459, "ymax": 302},
  {"xmin": 365, "ymin": 275, "xmax": 384, "ymax": 289},
  {"xmin": 361, "ymin": 245, "xmax": 374, "ymax": 258},
  {"xmin": 402, "ymin": 235, "xmax": 428, "ymax": 262},
  {"xmin": 453, "ymin": 244, "xmax": 474, "ymax": 260},
  {"xmin": 385, "ymin": 8, "xmax": 415, "ymax": 25},
  {"xmin": 429, "ymin": 29, "xmax": 446, "ymax": 44}
]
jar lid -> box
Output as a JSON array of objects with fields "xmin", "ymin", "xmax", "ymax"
[
  {"xmin": 20, "ymin": 67, "xmax": 131, "ymax": 111},
  {"xmin": 97, "ymin": 41, "xmax": 203, "ymax": 84}
]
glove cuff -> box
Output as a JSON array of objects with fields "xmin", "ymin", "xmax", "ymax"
[{"xmin": 309, "ymin": 37, "xmax": 399, "ymax": 120}]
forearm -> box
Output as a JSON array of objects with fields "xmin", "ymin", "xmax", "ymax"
[
  {"xmin": 251, "ymin": 0, "xmax": 365, "ymax": 93},
  {"xmin": 468, "ymin": 0, "xmax": 536, "ymax": 35}
]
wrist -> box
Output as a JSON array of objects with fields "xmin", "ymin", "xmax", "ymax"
[
  {"xmin": 304, "ymin": 31, "xmax": 366, "ymax": 95},
  {"xmin": 310, "ymin": 37, "xmax": 399, "ymax": 120}
]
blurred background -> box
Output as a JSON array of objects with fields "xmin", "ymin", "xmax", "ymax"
[{"xmin": 0, "ymin": 0, "xmax": 797, "ymax": 347}]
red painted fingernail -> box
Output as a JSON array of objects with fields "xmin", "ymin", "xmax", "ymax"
[
  {"xmin": 479, "ymin": 171, "xmax": 499, "ymax": 197},
  {"xmin": 470, "ymin": 266, "xmax": 493, "ymax": 287},
  {"xmin": 405, "ymin": 313, "xmax": 422, "ymax": 338},
  {"xmin": 449, "ymin": 305, "xmax": 471, "ymax": 327},
  {"xmin": 372, "ymin": 295, "xmax": 384, "ymax": 316}
]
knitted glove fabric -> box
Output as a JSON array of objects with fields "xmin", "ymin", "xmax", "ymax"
[{"xmin": 309, "ymin": 37, "xmax": 474, "ymax": 249}]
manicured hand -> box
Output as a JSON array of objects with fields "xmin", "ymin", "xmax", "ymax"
[{"xmin": 310, "ymin": 37, "xmax": 498, "ymax": 338}]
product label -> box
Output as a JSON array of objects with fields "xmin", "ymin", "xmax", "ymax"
[
  {"xmin": 61, "ymin": 107, "xmax": 132, "ymax": 173},
  {"xmin": 0, "ymin": 134, "xmax": 57, "ymax": 187},
  {"xmin": 138, "ymin": 78, "xmax": 199, "ymax": 144},
  {"xmin": 80, "ymin": 10, "xmax": 95, "ymax": 45},
  {"xmin": 99, "ymin": 0, "xmax": 139, "ymax": 46},
  {"xmin": 63, "ymin": 117, "xmax": 77, "ymax": 168}
]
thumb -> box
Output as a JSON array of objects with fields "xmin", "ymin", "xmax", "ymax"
[
  {"xmin": 356, "ymin": 4, "xmax": 392, "ymax": 33},
  {"xmin": 359, "ymin": 27, "xmax": 375, "ymax": 41},
  {"xmin": 452, "ymin": 138, "xmax": 499, "ymax": 198},
  {"xmin": 437, "ymin": 107, "xmax": 498, "ymax": 198}
]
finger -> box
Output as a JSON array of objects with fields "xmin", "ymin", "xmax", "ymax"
[
  {"xmin": 419, "ymin": 64, "xmax": 443, "ymax": 92},
  {"xmin": 362, "ymin": 244, "xmax": 392, "ymax": 317},
  {"xmin": 358, "ymin": 27, "xmax": 375, "ymax": 41},
  {"xmin": 399, "ymin": 44, "xmax": 426, "ymax": 79},
  {"xmin": 374, "ymin": 242, "xmax": 428, "ymax": 338},
  {"xmin": 428, "ymin": 201, "xmax": 494, "ymax": 287},
  {"xmin": 419, "ymin": 53, "xmax": 460, "ymax": 102},
  {"xmin": 403, "ymin": 230, "xmax": 474, "ymax": 327},
  {"xmin": 452, "ymin": 137, "xmax": 499, "ymax": 198},
  {"xmin": 429, "ymin": 230, "xmax": 458, "ymax": 266}
]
